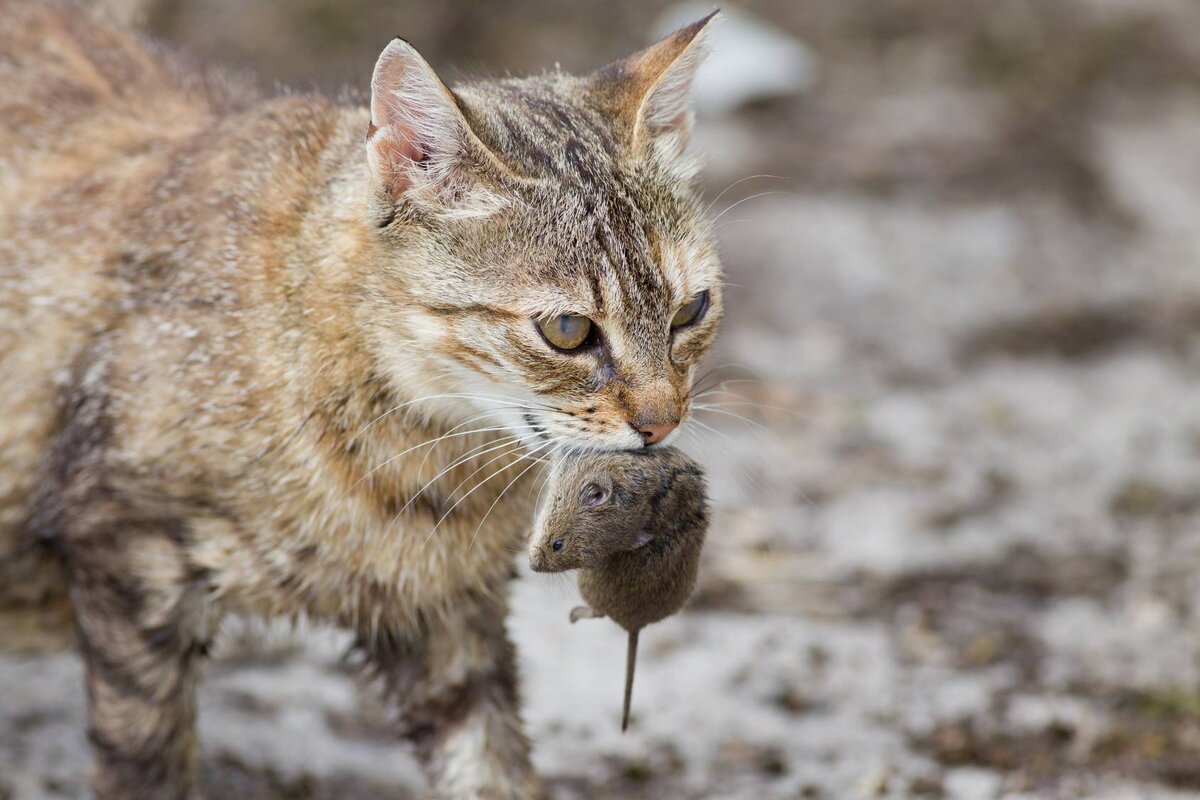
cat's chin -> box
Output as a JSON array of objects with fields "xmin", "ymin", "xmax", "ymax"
[
  {"xmin": 548, "ymin": 435, "xmax": 649, "ymax": 457},
  {"xmin": 549, "ymin": 421, "xmax": 684, "ymax": 454}
]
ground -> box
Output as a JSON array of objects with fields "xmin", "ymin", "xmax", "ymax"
[{"xmin": 6, "ymin": 0, "xmax": 1200, "ymax": 797}]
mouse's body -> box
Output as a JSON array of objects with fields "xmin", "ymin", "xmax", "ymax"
[
  {"xmin": 575, "ymin": 514, "xmax": 704, "ymax": 631},
  {"xmin": 529, "ymin": 447, "xmax": 709, "ymax": 730}
]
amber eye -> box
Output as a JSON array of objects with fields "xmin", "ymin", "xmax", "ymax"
[
  {"xmin": 537, "ymin": 314, "xmax": 594, "ymax": 351},
  {"xmin": 671, "ymin": 290, "xmax": 709, "ymax": 329}
]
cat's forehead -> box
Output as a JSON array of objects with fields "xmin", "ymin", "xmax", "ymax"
[
  {"xmin": 459, "ymin": 76, "xmax": 628, "ymax": 181},
  {"xmin": 458, "ymin": 77, "xmax": 719, "ymax": 310},
  {"xmin": 533, "ymin": 199, "xmax": 704, "ymax": 304}
]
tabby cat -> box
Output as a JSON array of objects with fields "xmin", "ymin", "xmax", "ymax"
[{"xmin": 0, "ymin": 2, "xmax": 723, "ymax": 797}]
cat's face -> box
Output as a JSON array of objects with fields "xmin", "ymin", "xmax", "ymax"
[{"xmin": 365, "ymin": 17, "xmax": 721, "ymax": 454}]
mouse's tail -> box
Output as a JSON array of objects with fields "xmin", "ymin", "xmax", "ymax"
[{"xmin": 622, "ymin": 628, "xmax": 639, "ymax": 732}]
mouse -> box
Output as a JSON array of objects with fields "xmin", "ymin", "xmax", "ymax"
[{"xmin": 529, "ymin": 446, "xmax": 709, "ymax": 731}]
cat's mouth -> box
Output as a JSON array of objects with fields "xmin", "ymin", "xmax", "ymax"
[
  {"xmin": 522, "ymin": 412, "xmax": 553, "ymax": 444},
  {"xmin": 520, "ymin": 409, "xmax": 647, "ymax": 454}
]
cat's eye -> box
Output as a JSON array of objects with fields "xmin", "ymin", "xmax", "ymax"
[
  {"xmin": 552, "ymin": 538, "xmax": 565, "ymax": 552},
  {"xmin": 671, "ymin": 290, "xmax": 709, "ymax": 329},
  {"xmin": 537, "ymin": 314, "xmax": 594, "ymax": 351},
  {"xmin": 580, "ymin": 482, "xmax": 610, "ymax": 508}
]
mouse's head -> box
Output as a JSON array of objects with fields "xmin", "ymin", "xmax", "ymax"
[{"xmin": 528, "ymin": 447, "xmax": 702, "ymax": 572}]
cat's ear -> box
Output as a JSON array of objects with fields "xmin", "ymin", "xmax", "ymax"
[
  {"xmin": 594, "ymin": 11, "xmax": 717, "ymax": 155},
  {"xmin": 367, "ymin": 38, "xmax": 507, "ymax": 209}
]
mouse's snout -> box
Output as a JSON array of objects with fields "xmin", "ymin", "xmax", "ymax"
[
  {"xmin": 529, "ymin": 533, "xmax": 570, "ymax": 573},
  {"xmin": 528, "ymin": 544, "xmax": 550, "ymax": 572}
]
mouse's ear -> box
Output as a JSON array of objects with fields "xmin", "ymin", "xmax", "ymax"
[
  {"xmin": 580, "ymin": 478, "xmax": 612, "ymax": 508},
  {"xmin": 632, "ymin": 531, "xmax": 653, "ymax": 549}
]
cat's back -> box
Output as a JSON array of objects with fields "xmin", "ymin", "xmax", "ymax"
[
  {"xmin": 0, "ymin": 1, "xmax": 250, "ymax": 646},
  {"xmin": 0, "ymin": 0, "xmax": 242, "ymax": 351},
  {"xmin": 0, "ymin": 1, "xmax": 237, "ymax": 190}
]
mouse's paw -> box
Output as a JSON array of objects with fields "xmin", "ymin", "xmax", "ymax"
[{"xmin": 569, "ymin": 605, "xmax": 602, "ymax": 624}]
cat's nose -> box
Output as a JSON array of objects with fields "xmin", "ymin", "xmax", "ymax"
[{"xmin": 636, "ymin": 421, "xmax": 678, "ymax": 446}]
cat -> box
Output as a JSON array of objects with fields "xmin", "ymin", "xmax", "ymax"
[{"xmin": 0, "ymin": 2, "xmax": 723, "ymax": 798}]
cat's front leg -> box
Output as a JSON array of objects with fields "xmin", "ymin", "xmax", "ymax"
[
  {"xmin": 361, "ymin": 590, "xmax": 540, "ymax": 800},
  {"xmin": 65, "ymin": 529, "xmax": 211, "ymax": 800}
]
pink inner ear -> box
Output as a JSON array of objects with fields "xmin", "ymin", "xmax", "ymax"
[
  {"xmin": 648, "ymin": 110, "xmax": 688, "ymax": 137},
  {"xmin": 369, "ymin": 126, "xmax": 426, "ymax": 199},
  {"xmin": 369, "ymin": 40, "xmax": 448, "ymax": 199}
]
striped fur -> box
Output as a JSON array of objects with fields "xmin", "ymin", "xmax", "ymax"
[{"xmin": 0, "ymin": 3, "xmax": 721, "ymax": 797}]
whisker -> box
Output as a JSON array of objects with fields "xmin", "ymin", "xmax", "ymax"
[
  {"xmin": 705, "ymin": 174, "xmax": 789, "ymax": 215},
  {"xmin": 693, "ymin": 395, "xmax": 790, "ymax": 413},
  {"xmin": 388, "ymin": 440, "xmax": 529, "ymax": 542},
  {"xmin": 374, "ymin": 436, "xmax": 525, "ymax": 542},
  {"xmin": 468, "ymin": 441, "xmax": 563, "ymax": 550},
  {"xmin": 692, "ymin": 405, "xmax": 768, "ymax": 431},
  {"xmin": 689, "ymin": 417, "xmax": 737, "ymax": 446},
  {"xmin": 350, "ymin": 418, "xmax": 514, "ymax": 491},
  {"xmin": 691, "ymin": 365, "xmax": 763, "ymax": 396},
  {"xmin": 399, "ymin": 435, "xmax": 528, "ymax": 518},
  {"xmin": 681, "ymin": 423, "xmax": 770, "ymax": 497},
  {"xmin": 698, "ymin": 377, "xmax": 768, "ymax": 391},
  {"xmin": 407, "ymin": 410, "xmax": 524, "ymax": 492},
  {"xmin": 711, "ymin": 190, "xmax": 798, "ymax": 224},
  {"xmin": 349, "ymin": 392, "xmax": 550, "ymax": 444},
  {"xmin": 344, "ymin": 368, "xmax": 461, "ymax": 441},
  {"xmin": 425, "ymin": 439, "xmax": 558, "ymax": 544},
  {"xmin": 529, "ymin": 456, "xmax": 557, "ymax": 504},
  {"xmin": 693, "ymin": 387, "xmax": 776, "ymax": 402}
]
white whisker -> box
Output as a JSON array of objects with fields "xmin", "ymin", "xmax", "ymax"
[
  {"xmin": 692, "ymin": 405, "xmax": 768, "ymax": 431},
  {"xmin": 705, "ymin": 174, "xmax": 789, "ymax": 215},
  {"xmin": 424, "ymin": 439, "xmax": 558, "ymax": 544},
  {"xmin": 469, "ymin": 441, "xmax": 564, "ymax": 550},
  {"xmin": 711, "ymin": 190, "xmax": 798, "ymax": 224},
  {"xmin": 349, "ymin": 392, "xmax": 550, "ymax": 444},
  {"xmin": 399, "ymin": 435, "xmax": 528, "ymax": 519},
  {"xmin": 350, "ymin": 418, "xmax": 514, "ymax": 491}
]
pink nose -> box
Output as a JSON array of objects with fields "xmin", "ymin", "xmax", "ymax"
[{"xmin": 637, "ymin": 421, "xmax": 678, "ymax": 446}]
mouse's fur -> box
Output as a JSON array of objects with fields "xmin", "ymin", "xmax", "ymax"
[{"xmin": 529, "ymin": 447, "xmax": 708, "ymax": 729}]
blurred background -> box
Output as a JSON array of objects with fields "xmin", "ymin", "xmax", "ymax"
[{"xmin": 7, "ymin": 0, "xmax": 1200, "ymax": 798}]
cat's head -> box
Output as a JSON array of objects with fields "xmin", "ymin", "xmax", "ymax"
[{"xmin": 362, "ymin": 15, "xmax": 722, "ymax": 454}]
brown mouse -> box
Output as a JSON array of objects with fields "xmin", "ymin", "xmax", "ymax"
[{"xmin": 529, "ymin": 447, "xmax": 709, "ymax": 730}]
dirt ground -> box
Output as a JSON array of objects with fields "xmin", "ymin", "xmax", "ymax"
[{"xmin": 7, "ymin": 0, "xmax": 1200, "ymax": 798}]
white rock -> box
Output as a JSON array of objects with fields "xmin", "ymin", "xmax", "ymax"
[{"xmin": 944, "ymin": 767, "xmax": 1002, "ymax": 800}]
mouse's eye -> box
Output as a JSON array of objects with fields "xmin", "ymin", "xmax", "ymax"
[
  {"xmin": 580, "ymin": 482, "xmax": 610, "ymax": 508},
  {"xmin": 552, "ymin": 538, "xmax": 564, "ymax": 552}
]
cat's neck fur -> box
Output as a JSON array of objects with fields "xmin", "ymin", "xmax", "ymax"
[{"xmin": 243, "ymin": 98, "xmax": 532, "ymax": 530}]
